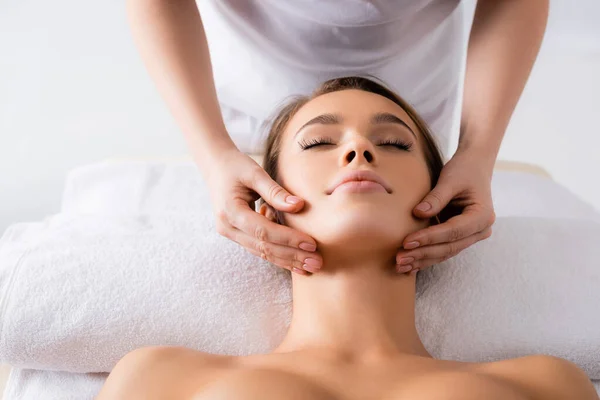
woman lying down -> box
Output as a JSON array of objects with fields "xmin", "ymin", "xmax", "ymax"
[{"xmin": 96, "ymin": 77, "xmax": 598, "ymax": 400}]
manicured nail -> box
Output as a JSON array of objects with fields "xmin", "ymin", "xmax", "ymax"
[
  {"xmin": 404, "ymin": 241, "xmax": 420, "ymax": 250},
  {"xmin": 396, "ymin": 264, "xmax": 413, "ymax": 273},
  {"xmin": 286, "ymin": 196, "xmax": 302, "ymax": 204},
  {"xmin": 292, "ymin": 267, "xmax": 307, "ymax": 275},
  {"xmin": 299, "ymin": 242, "xmax": 317, "ymax": 252},
  {"xmin": 303, "ymin": 257, "xmax": 321, "ymax": 268},
  {"xmin": 303, "ymin": 264, "xmax": 320, "ymax": 273},
  {"xmin": 398, "ymin": 257, "xmax": 415, "ymax": 265},
  {"xmin": 416, "ymin": 202, "xmax": 431, "ymax": 212}
]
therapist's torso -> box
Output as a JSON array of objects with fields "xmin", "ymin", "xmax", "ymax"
[{"xmin": 199, "ymin": 0, "xmax": 465, "ymax": 157}]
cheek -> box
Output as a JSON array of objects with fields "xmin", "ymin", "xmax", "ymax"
[
  {"xmin": 389, "ymin": 159, "xmax": 432, "ymax": 212},
  {"xmin": 275, "ymin": 159, "xmax": 328, "ymax": 228},
  {"xmin": 409, "ymin": 166, "xmax": 432, "ymax": 201},
  {"xmin": 278, "ymin": 158, "xmax": 324, "ymax": 197},
  {"xmin": 406, "ymin": 154, "xmax": 432, "ymax": 190}
]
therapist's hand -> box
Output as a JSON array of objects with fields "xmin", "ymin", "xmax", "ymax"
[
  {"xmin": 205, "ymin": 149, "xmax": 321, "ymax": 276},
  {"xmin": 395, "ymin": 149, "xmax": 496, "ymax": 273}
]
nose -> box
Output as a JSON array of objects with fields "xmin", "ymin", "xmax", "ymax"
[{"xmin": 340, "ymin": 136, "xmax": 377, "ymax": 166}]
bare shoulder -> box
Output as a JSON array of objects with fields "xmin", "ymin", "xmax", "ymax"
[
  {"xmin": 477, "ymin": 354, "xmax": 599, "ymax": 400},
  {"xmin": 96, "ymin": 345, "xmax": 235, "ymax": 400}
]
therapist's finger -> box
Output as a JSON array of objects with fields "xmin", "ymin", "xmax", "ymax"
[
  {"xmin": 221, "ymin": 223, "xmax": 310, "ymax": 275},
  {"xmin": 402, "ymin": 205, "xmax": 495, "ymax": 250},
  {"xmin": 225, "ymin": 198, "xmax": 318, "ymax": 252},
  {"xmin": 227, "ymin": 224, "xmax": 322, "ymax": 274},
  {"xmin": 243, "ymin": 164, "xmax": 307, "ymax": 213},
  {"xmin": 396, "ymin": 226, "xmax": 493, "ymax": 273}
]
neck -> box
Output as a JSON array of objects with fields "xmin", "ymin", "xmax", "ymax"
[{"xmin": 273, "ymin": 246, "xmax": 431, "ymax": 364}]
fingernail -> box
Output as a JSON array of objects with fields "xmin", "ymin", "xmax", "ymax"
[
  {"xmin": 286, "ymin": 196, "xmax": 302, "ymax": 204},
  {"xmin": 303, "ymin": 264, "xmax": 320, "ymax": 273},
  {"xmin": 404, "ymin": 241, "xmax": 420, "ymax": 250},
  {"xmin": 299, "ymin": 242, "xmax": 317, "ymax": 252},
  {"xmin": 304, "ymin": 257, "xmax": 321, "ymax": 268},
  {"xmin": 398, "ymin": 257, "xmax": 414, "ymax": 265},
  {"xmin": 292, "ymin": 267, "xmax": 308, "ymax": 275},
  {"xmin": 416, "ymin": 202, "xmax": 431, "ymax": 212},
  {"xmin": 396, "ymin": 264, "xmax": 413, "ymax": 273}
]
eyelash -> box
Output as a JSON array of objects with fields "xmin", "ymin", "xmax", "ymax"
[{"xmin": 298, "ymin": 137, "xmax": 413, "ymax": 151}]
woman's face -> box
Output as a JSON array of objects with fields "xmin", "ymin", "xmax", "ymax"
[{"xmin": 272, "ymin": 89, "xmax": 432, "ymax": 252}]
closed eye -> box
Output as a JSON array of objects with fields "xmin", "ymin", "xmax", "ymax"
[
  {"xmin": 298, "ymin": 137, "xmax": 334, "ymax": 150},
  {"xmin": 378, "ymin": 139, "xmax": 412, "ymax": 151},
  {"xmin": 299, "ymin": 137, "xmax": 412, "ymax": 151}
]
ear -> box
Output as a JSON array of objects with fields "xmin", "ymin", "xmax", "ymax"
[{"xmin": 258, "ymin": 203, "xmax": 278, "ymax": 222}]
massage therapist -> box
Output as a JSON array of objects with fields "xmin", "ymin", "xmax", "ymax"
[{"xmin": 125, "ymin": 0, "xmax": 549, "ymax": 275}]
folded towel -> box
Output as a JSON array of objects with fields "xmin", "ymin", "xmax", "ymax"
[
  {"xmin": 0, "ymin": 211, "xmax": 292, "ymax": 372},
  {"xmin": 1, "ymin": 213, "xmax": 599, "ymax": 381},
  {"xmin": 3, "ymin": 368, "xmax": 106, "ymax": 400}
]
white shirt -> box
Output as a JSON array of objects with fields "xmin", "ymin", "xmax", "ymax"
[{"xmin": 199, "ymin": 0, "xmax": 466, "ymax": 157}]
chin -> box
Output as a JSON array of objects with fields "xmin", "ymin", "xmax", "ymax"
[{"xmin": 291, "ymin": 212, "xmax": 407, "ymax": 251}]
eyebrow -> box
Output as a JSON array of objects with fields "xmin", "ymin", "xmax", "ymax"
[
  {"xmin": 371, "ymin": 112, "xmax": 416, "ymax": 139},
  {"xmin": 294, "ymin": 112, "xmax": 417, "ymax": 139},
  {"xmin": 295, "ymin": 113, "xmax": 341, "ymax": 136}
]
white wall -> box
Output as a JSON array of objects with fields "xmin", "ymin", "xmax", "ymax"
[
  {"xmin": 0, "ymin": 1, "xmax": 188, "ymax": 234},
  {"xmin": 450, "ymin": 0, "xmax": 600, "ymax": 214},
  {"xmin": 1, "ymin": 0, "xmax": 599, "ymax": 235}
]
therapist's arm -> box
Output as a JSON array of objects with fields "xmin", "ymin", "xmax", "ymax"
[
  {"xmin": 126, "ymin": 0, "xmax": 237, "ymax": 171},
  {"xmin": 458, "ymin": 0, "xmax": 549, "ymax": 169}
]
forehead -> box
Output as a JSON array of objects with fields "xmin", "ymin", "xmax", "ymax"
[{"xmin": 283, "ymin": 89, "xmax": 421, "ymax": 140}]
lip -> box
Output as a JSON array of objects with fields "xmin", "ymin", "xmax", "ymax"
[{"xmin": 326, "ymin": 170, "xmax": 392, "ymax": 195}]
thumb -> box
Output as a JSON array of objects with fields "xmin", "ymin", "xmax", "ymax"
[
  {"xmin": 414, "ymin": 183, "xmax": 454, "ymax": 217},
  {"xmin": 250, "ymin": 167, "xmax": 305, "ymax": 212}
]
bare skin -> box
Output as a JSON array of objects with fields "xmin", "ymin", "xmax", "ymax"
[
  {"xmin": 96, "ymin": 346, "xmax": 597, "ymax": 400},
  {"xmin": 96, "ymin": 90, "xmax": 597, "ymax": 400}
]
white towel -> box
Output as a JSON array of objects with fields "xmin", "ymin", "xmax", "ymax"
[
  {"xmin": 1, "ymin": 214, "xmax": 600, "ymax": 376},
  {"xmin": 3, "ymin": 368, "xmax": 106, "ymax": 400},
  {"xmin": 0, "ymin": 211, "xmax": 293, "ymax": 372}
]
